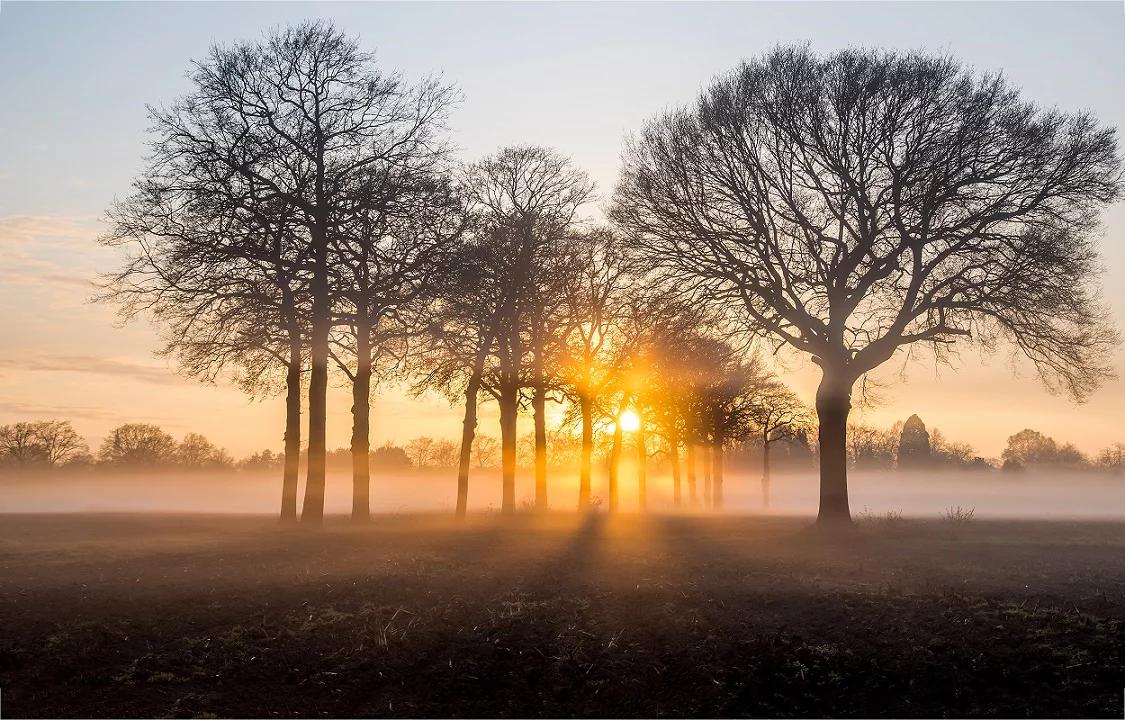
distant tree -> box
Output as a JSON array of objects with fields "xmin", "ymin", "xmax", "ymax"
[
  {"xmin": 371, "ymin": 443, "xmax": 412, "ymax": 471},
  {"xmin": 1002, "ymin": 428, "xmax": 1087, "ymax": 468},
  {"xmin": 430, "ymin": 439, "xmax": 459, "ymax": 469},
  {"xmin": 897, "ymin": 415, "xmax": 933, "ymax": 469},
  {"xmin": 405, "ymin": 437, "xmax": 437, "ymax": 468},
  {"xmin": 847, "ymin": 425, "xmax": 898, "ymax": 470},
  {"xmin": 929, "ymin": 429, "xmax": 982, "ymax": 469},
  {"xmin": 471, "ymin": 435, "xmax": 500, "ymax": 469},
  {"xmin": 745, "ymin": 383, "xmax": 812, "ymax": 509},
  {"xmin": 613, "ymin": 46, "xmax": 1123, "ymax": 523},
  {"xmin": 98, "ymin": 424, "xmax": 178, "ymax": 467},
  {"xmin": 1096, "ymin": 443, "xmax": 1125, "ymax": 473},
  {"xmin": 239, "ymin": 450, "xmax": 284, "ymax": 471},
  {"xmin": 177, "ymin": 433, "xmax": 234, "ymax": 470},
  {"xmin": 0, "ymin": 421, "xmax": 88, "ymax": 467}
]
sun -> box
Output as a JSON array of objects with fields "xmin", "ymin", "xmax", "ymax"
[{"xmin": 618, "ymin": 409, "xmax": 641, "ymax": 432}]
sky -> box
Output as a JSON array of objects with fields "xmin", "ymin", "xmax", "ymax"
[{"xmin": 0, "ymin": 1, "xmax": 1124, "ymax": 459}]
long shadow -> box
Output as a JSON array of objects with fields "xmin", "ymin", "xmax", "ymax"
[{"xmin": 527, "ymin": 511, "xmax": 605, "ymax": 591}]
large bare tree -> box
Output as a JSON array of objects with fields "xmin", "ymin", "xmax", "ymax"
[
  {"xmin": 612, "ymin": 46, "xmax": 1122, "ymax": 524},
  {"xmin": 148, "ymin": 21, "xmax": 456, "ymax": 524}
]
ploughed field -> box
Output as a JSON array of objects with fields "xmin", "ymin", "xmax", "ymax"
[{"xmin": 1, "ymin": 513, "xmax": 1123, "ymax": 718}]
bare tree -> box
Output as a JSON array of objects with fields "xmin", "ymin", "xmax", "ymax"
[
  {"xmin": 745, "ymin": 380, "xmax": 811, "ymax": 509},
  {"xmin": 558, "ymin": 228, "xmax": 635, "ymax": 510},
  {"xmin": 0, "ymin": 421, "xmax": 87, "ymax": 467},
  {"xmin": 613, "ymin": 46, "xmax": 1122, "ymax": 524},
  {"xmin": 463, "ymin": 146, "xmax": 594, "ymax": 513},
  {"xmin": 332, "ymin": 157, "xmax": 463, "ymax": 522},
  {"xmin": 144, "ymin": 21, "xmax": 457, "ymax": 524}
]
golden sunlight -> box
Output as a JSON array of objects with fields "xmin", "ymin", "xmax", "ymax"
[{"xmin": 618, "ymin": 408, "xmax": 641, "ymax": 432}]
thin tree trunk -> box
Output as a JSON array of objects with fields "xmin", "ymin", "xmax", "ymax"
[
  {"xmin": 532, "ymin": 360, "xmax": 548, "ymax": 512},
  {"xmin": 816, "ymin": 368, "xmax": 854, "ymax": 525},
  {"xmin": 761, "ymin": 434, "xmax": 772, "ymax": 510},
  {"xmin": 712, "ymin": 438, "xmax": 724, "ymax": 511},
  {"xmin": 499, "ymin": 380, "xmax": 518, "ymax": 514},
  {"xmin": 636, "ymin": 418, "xmax": 647, "ymax": 512},
  {"xmin": 686, "ymin": 442, "xmax": 698, "ymax": 506},
  {"xmin": 670, "ymin": 427, "xmax": 682, "ymax": 509},
  {"xmin": 608, "ymin": 410, "xmax": 624, "ymax": 514},
  {"xmin": 350, "ymin": 323, "xmax": 372, "ymax": 523},
  {"xmin": 578, "ymin": 392, "xmax": 593, "ymax": 510},
  {"xmin": 302, "ymin": 227, "xmax": 330, "ymax": 526},
  {"xmin": 702, "ymin": 443, "xmax": 712, "ymax": 509},
  {"xmin": 455, "ymin": 347, "xmax": 488, "ymax": 518},
  {"xmin": 280, "ymin": 341, "xmax": 301, "ymax": 523}
]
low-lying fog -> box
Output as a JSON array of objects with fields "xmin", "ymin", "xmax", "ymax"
[{"xmin": 2, "ymin": 466, "xmax": 1123, "ymax": 519}]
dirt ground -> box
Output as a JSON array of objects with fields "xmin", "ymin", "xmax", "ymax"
[{"xmin": 0, "ymin": 513, "xmax": 1123, "ymax": 718}]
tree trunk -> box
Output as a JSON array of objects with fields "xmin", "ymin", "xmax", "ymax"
[
  {"xmin": 702, "ymin": 444, "xmax": 712, "ymax": 509},
  {"xmin": 532, "ymin": 363, "xmax": 548, "ymax": 512},
  {"xmin": 636, "ymin": 418, "xmax": 647, "ymax": 512},
  {"xmin": 301, "ymin": 229, "xmax": 330, "ymax": 526},
  {"xmin": 670, "ymin": 430, "xmax": 682, "ymax": 508},
  {"xmin": 816, "ymin": 368, "xmax": 854, "ymax": 525},
  {"xmin": 712, "ymin": 439, "xmax": 724, "ymax": 511},
  {"xmin": 578, "ymin": 392, "xmax": 593, "ymax": 510},
  {"xmin": 608, "ymin": 412, "xmax": 623, "ymax": 514},
  {"xmin": 499, "ymin": 380, "xmax": 518, "ymax": 514},
  {"xmin": 686, "ymin": 442, "xmax": 698, "ymax": 506},
  {"xmin": 455, "ymin": 349, "xmax": 487, "ymax": 518},
  {"xmin": 761, "ymin": 434, "xmax": 772, "ymax": 510},
  {"xmin": 280, "ymin": 342, "xmax": 301, "ymax": 523},
  {"xmin": 350, "ymin": 325, "xmax": 372, "ymax": 523}
]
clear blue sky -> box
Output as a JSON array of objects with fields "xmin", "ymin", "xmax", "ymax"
[{"xmin": 1, "ymin": 1, "xmax": 1123, "ymax": 457}]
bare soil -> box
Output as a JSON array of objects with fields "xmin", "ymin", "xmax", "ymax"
[{"xmin": 0, "ymin": 513, "xmax": 1123, "ymax": 717}]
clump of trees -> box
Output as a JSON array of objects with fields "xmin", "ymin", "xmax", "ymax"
[
  {"xmin": 96, "ymin": 31, "xmax": 1122, "ymax": 524},
  {"xmin": 0, "ymin": 421, "xmax": 89, "ymax": 468}
]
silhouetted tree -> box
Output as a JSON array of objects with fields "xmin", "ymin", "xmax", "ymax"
[
  {"xmin": 0, "ymin": 421, "xmax": 88, "ymax": 467},
  {"xmin": 138, "ymin": 21, "xmax": 457, "ymax": 525},
  {"xmin": 558, "ymin": 228, "xmax": 635, "ymax": 509},
  {"xmin": 332, "ymin": 146, "xmax": 463, "ymax": 521},
  {"xmin": 98, "ymin": 424, "xmax": 178, "ymax": 467},
  {"xmin": 178, "ymin": 433, "xmax": 234, "ymax": 469},
  {"xmin": 613, "ymin": 46, "xmax": 1123, "ymax": 524},
  {"xmin": 746, "ymin": 381, "xmax": 811, "ymax": 509},
  {"xmin": 463, "ymin": 146, "xmax": 595, "ymax": 513},
  {"xmin": 897, "ymin": 414, "xmax": 932, "ymax": 469}
]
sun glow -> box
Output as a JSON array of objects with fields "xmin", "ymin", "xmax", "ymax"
[{"xmin": 618, "ymin": 409, "xmax": 641, "ymax": 432}]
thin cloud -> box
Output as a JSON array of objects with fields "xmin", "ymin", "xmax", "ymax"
[{"xmin": 0, "ymin": 353, "xmax": 187, "ymax": 386}]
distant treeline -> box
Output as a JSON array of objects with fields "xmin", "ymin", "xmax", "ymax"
[{"xmin": 4, "ymin": 416, "xmax": 1123, "ymax": 477}]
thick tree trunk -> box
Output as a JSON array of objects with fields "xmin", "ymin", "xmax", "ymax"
[
  {"xmin": 702, "ymin": 444, "xmax": 712, "ymax": 509},
  {"xmin": 636, "ymin": 419, "xmax": 647, "ymax": 512},
  {"xmin": 280, "ymin": 344, "xmax": 301, "ymax": 523},
  {"xmin": 532, "ymin": 365, "xmax": 548, "ymax": 512},
  {"xmin": 686, "ymin": 442, "xmax": 698, "ymax": 506},
  {"xmin": 761, "ymin": 434, "xmax": 772, "ymax": 510},
  {"xmin": 499, "ymin": 380, "xmax": 518, "ymax": 514},
  {"xmin": 456, "ymin": 358, "xmax": 486, "ymax": 518},
  {"xmin": 578, "ymin": 392, "xmax": 593, "ymax": 510},
  {"xmin": 670, "ymin": 430, "xmax": 682, "ymax": 508},
  {"xmin": 302, "ymin": 231, "xmax": 330, "ymax": 526},
  {"xmin": 816, "ymin": 368, "xmax": 854, "ymax": 525},
  {"xmin": 350, "ymin": 326, "xmax": 372, "ymax": 523}
]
